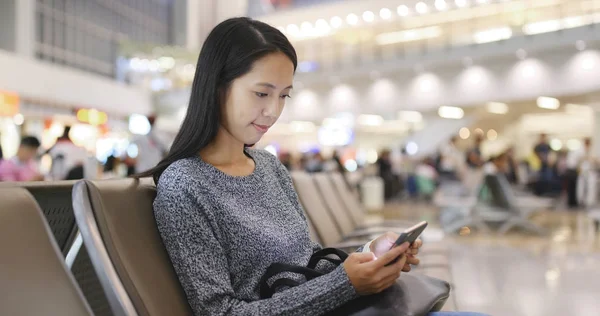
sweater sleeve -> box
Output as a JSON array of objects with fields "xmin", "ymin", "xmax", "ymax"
[{"xmin": 154, "ymin": 180, "xmax": 358, "ymax": 316}]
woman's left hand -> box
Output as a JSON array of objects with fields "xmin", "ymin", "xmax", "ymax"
[{"xmin": 369, "ymin": 232, "xmax": 422, "ymax": 272}]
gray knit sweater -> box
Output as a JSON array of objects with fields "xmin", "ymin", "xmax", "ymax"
[{"xmin": 154, "ymin": 149, "xmax": 358, "ymax": 315}]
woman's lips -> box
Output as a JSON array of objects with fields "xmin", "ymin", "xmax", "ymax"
[{"xmin": 252, "ymin": 123, "xmax": 270, "ymax": 133}]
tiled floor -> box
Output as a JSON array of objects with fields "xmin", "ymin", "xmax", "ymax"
[{"xmin": 381, "ymin": 204, "xmax": 600, "ymax": 316}]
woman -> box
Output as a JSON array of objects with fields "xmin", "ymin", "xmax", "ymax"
[{"xmin": 142, "ymin": 18, "xmax": 470, "ymax": 316}]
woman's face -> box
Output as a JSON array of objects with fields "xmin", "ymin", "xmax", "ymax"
[{"xmin": 220, "ymin": 52, "xmax": 294, "ymax": 146}]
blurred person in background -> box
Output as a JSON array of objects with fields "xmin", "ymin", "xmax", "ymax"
[
  {"xmin": 133, "ymin": 115, "xmax": 168, "ymax": 174},
  {"xmin": 377, "ymin": 148, "xmax": 402, "ymax": 200},
  {"xmin": 48, "ymin": 126, "xmax": 88, "ymax": 180},
  {"xmin": 465, "ymin": 135, "xmax": 484, "ymax": 169},
  {"xmin": 278, "ymin": 151, "xmax": 292, "ymax": 170},
  {"xmin": 305, "ymin": 151, "xmax": 324, "ymax": 172},
  {"xmin": 483, "ymin": 153, "xmax": 508, "ymax": 175},
  {"xmin": 533, "ymin": 133, "xmax": 551, "ymax": 169},
  {"xmin": 415, "ymin": 157, "xmax": 438, "ymax": 200},
  {"xmin": 438, "ymin": 136, "xmax": 463, "ymax": 181},
  {"xmin": 504, "ymin": 147, "xmax": 519, "ymax": 184},
  {"xmin": 566, "ymin": 138, "xmax": 596, "ymax": 208},
  {"xmin": 0, "ymin": 136, "xmax": 44, "ymax": 182}
]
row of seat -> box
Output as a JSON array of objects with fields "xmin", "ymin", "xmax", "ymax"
[
  {"xmin": 436, "ymin": 172, "xmax": 549, "ymax": 235},
  {"xmin": 0, "ymin": 172, "xmax": 455, "ymax": 315}
]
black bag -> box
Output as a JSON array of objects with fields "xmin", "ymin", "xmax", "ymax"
[{"xmin": 259, "ymin": 248, "xmax": 450, "ymax": 316}]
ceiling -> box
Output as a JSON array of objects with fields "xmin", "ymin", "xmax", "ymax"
[{"xmin": 265, "ymin": 0, "xmax": 600, "ymax": 72}]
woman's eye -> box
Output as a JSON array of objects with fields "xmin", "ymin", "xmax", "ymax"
[
  {"xmin": 280, "ymin": 94, "xmax": 291, "ymax": 99},
  {"xmin": 255, "ymin": 92, "xmax": 269, "ymax": 98}
]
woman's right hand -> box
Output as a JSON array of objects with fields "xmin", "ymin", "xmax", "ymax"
[{"xmin": 343, "ymin": 242, "xmax": 410, "ymax": 295}]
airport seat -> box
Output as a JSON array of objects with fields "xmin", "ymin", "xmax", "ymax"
[
  {"xmin": 72, "ymin": 178, "xmax": 193, "ymax": 316},
  {"xmin": 0, "ymin": 181, "xmax": 79, "ymax": 254},
  {"xmin": 479, "ymin": 174, "xmax": 546, "ymax": 235},
  {"xmin": 0, "ymin": 187, "xmax": 93, "ymax": 316},
  {"xmin": 291, "ymin": 171, "xmax": 371, "ymax": 249},
  {"xmin": 0, "ymin": 181, "xmax": 113, "ymax": 316},
  {"xmin": 328, "ymin": 172, "xmax": 414, "ymax": 228},
  {"xmin": 313, "ymin": 172, "xmax": 400, "ymax": 239},
  {"xmin": 293, "ymin": 172, "xmax": 449, "ymax": 263}
]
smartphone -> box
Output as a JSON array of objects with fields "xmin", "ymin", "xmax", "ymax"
[{"xmin": 387, "ymin": 221, "xmax": 428, "ymax": 265}]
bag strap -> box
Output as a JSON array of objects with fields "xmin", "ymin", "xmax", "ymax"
[
  {"xmin": 259, "ymin": 263, "xmax": 325, "ymax": 298},
  {"xmin": 259, "ymin": 248, "xmax": 348, "ymax": 299},
  {"xmin": 308, "ymin": 248, "xmax": 348, "ymax": 269}
]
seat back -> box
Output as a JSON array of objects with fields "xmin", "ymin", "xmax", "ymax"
[
  {"xmin": 0, "ymin": 181, "xmax": 113, "ymax": 315},
  {"xmin": 0, "ymin": 187, "xmax": 93, "ymax": 316},
  {"xmin": 72, "ymin": 178, "xmax": 193, "ymax": 316},
  {"xmin": 329, "ymin": 173, "xmax": 365, "ymax": 226},
  {"xmin": 290, "ymin": 171, "xmax": 344, "ymax": 246},
  {"xmin": 0, "ymin": 181, "xmax": 79, "ymax": 254},
  {"xmin": 313, "ymin": 173, "xmax": 356, "ymax": 236},
  {"xmin": 484, "ymin": 174, "xmax": 515, "ymax": 211},
  {"xmin": 306, "ymin": 214, "xmax": 321, "ymax": 244}
]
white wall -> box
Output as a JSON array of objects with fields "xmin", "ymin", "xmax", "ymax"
[{"xmin": 0, "ymin": 50, "xmax": 152, "ymax": 116}]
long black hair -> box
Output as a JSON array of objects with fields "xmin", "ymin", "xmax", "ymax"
[{"xmin": 136, "ymin": 17, "xmax": 297, "ymax": 184}]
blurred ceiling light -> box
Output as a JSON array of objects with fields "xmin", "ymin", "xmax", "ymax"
[
  {"xmin": 398, "ymin": 111, "xmax": 423, "ymax": 123},
  {"xmin": 149, "ymin": 60, "xmax": 160, "ymax": 72},
  {"xmin": 435, "ymin": 0, "xmax": 448, "ymax": 11},
  {"xmin": 406, "ymin": 142, "xmax": 419, "ymax": 155},
  {"xmin": 367, "ymin": 149, "xmax": 379, "ymax": 164},
  {"xmin": 438, "ymin": 106, "xmax": 464, "ymax": 119},
  {"xmin": 375, "ymin": 26, "xmax": 442, "ymax": 45},
  {"xmin": 397, "ymin": 5, "xmax": 410, "ymax": 16},
  {"xmin": 362, "ymin": 11, "xmax": 375, "ymax": 22},
  {"xmin": 346, "ymin": 13, "xmax": 359, "ymax": 25},
  {"xmin": 158, "ymin": 56, "xmax": 175, "ymax": 70},
  {"xmin": 486, "ymin": 102, "xmax": 509, "ymax": 114},
  {"xmin": 286, "ymin": 24, "xmax": 300, "ymax": 36},
  {"xmin": 290, "ymin": 121, "xmax": 316, "ymax": 133},
  {"xmin": 13, "ymin": 113, "xmax": 24, "ymax": 125},
  {"xmin": 129, "ymin": 114, "xmax": 151, "ymax": 135},
  {"xmin": 537, "ymin": 96, "xmax": 560, "ymax": 110},
  {"xmin": 550, "ymin": 139, "xmax": 563, "ymax": 151},
  {"xmin": 330, "ymin": 16, "xmax": 343, "ymax": 28},
  {"xmin": 473, "ymin": 27, "xmax": 512, "ymax": 44},
  {"xmin": 474, "ymin": 128, "xmax": 484, "ymax": 135},
  {"xmin": 476, "ymin": 0, "xmax": 489, "ymax": 3},
  {"xmin": 522, "ymin": 19, "xmax": 561, "ymax": 35},
  {"xmin": 344, "ymin": 159, "xmax": 358, "ymax": 172},
  {"xmin": 415, "ymin": 2, "xmax": 429, "ymax": 14},
  {"xmin": 576, "ymin": 40, "xmax": 586, "ymax": 51},
  {"xmin": 315, "ymin": 19, "xmax": 330, "ymax": 32},
  {"xmin": 459, "ymin": 127, "xmax": 470, "ymax": 139},
  {"xmin": 455, "ymin": 0, "xmax": 469, "ymax": 8},
  {"xmin": 487, "ymin": 129, "xmax": 498, "ymax": 140},
  {"xmin": 300, "ymin": 21, "xmax": 313, "ymax": 32},
  {"xmin": 357, "ymin": 114, "xmax": 384, "ymax": 126},
  {"xmin": 521, "ymin": 63, "xmax": 535, "ymax": 78},
  {"xmin": 380, "ymin": 8, "xmax": 392, "ymax": 20},
  {"xmin": 581, "ymin": 54, "xmax": 597, "ymax": 71},
  {"xmin": 516, "ymin": 48, "xmax": 527, "ymax": 60}
]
